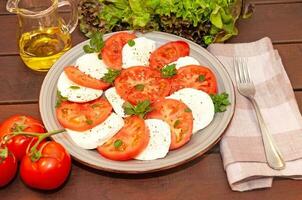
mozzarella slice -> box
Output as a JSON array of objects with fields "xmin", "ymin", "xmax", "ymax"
[
  {"xmin": 57, "ymin": 71, "xmax": 102, "ymax": 103},
  {"xmin": 168, "ymin": 88, "xmax": 215, "ymax": 133},
  {"xmin": 105, "ymin": 87, "xmax": 127, "ymax": 118},
  {"xmin": 76, "ymin": 53, "xmax": 108, "ymax": 80},
  {"xmin": 66, "ymin": 113, "xmax": 124, "ymax": 150},
  {"xmin": 135, "ymin": 119, "xmax": 171, "ymax": 161},
  {"xmin": 122, "ymin": 37, "xmax": 156, "ymax": 68},
  {"xmin": 169, "ymin": 56, "xmax": 200, "ymax": 69}
]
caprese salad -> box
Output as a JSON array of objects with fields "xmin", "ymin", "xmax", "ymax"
[{"xmin": 55, "ymin": 32, "xmax": 230, "ymax": 161}]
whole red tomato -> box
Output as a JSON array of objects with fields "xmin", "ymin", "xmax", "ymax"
[
  {"xmin": 0, "ymin": 147, "xmax": 18, "ymax": 187},
  {"xmin": 20, "ymin": 141, "xmax": 71, "ymax": 190},
  {"xmin": 0, "ymin": 115, "xmax": 45, "ymax": 161}
]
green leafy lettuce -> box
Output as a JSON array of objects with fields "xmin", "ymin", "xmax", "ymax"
[{"xmin": 79, "ymin": 0, "xmax": 249, "ymax": 46}]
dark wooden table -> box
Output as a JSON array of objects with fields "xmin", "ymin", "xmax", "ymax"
[{"xmin": 1, "ymin": 0, "xmax": 302, "ymax": 199}]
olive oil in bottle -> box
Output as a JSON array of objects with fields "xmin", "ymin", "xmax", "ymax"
[{"xmin": 19, "ymin": 27, "xmax": 71, "ymax": 72}]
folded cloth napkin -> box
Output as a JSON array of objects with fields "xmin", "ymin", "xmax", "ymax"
[{"xmin": 207, "ymin": 37, "xmax": 302, "ymax": 191}]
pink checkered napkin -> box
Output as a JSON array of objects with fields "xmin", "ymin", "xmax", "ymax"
[{"xmin": 207, "ymin": 37, "xmax": 302, "ymax": 191}]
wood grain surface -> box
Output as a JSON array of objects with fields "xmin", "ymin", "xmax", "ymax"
[{"xmin": 0, "ymin": 0, "xmax": 302, "ymax": 199}]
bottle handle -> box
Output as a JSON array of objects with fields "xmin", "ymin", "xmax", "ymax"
[{"xmin": 58, "ymin": 0, "xmax": 78, "ymax": 34}]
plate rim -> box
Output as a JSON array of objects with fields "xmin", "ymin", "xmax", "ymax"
[{"xmin": 39, "ymin": 30, "xmax": 235, "ymax": 174}]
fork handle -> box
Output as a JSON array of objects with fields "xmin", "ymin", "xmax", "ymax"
[{"xmin": 250, "ymin": 98, "xmax": 286, "ymax": 170}]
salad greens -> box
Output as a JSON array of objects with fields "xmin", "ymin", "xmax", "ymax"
[{"xmin": 79, "ymin": 0, "xmax": 252, "ymax": 46}]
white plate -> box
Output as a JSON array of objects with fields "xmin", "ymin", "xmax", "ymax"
[{"xmin": 39, "ymin": 31, "xmax": 235, "ymax": 173}]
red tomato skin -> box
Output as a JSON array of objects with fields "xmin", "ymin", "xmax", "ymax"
[
  {"xmin": 149, "ymin": 41, "xmax": 190, "ymax": 70},
  {"xmin": 6, "ymin": 136, "xmax": 37, "ymax": 161},
  {"xmin": 0, "ymin": 152, "xmax": 17, "ymax": 187},
  {"xmin": 0, "ymin": 115, "xmax": 45, "ymax": 161},
  {"xmin": 20, "ymin": 142, "xmax": 71, "ymax": 190},
  {"xmin": 102, "ymin": 32, "xmax": 136, "ymax": 69}
]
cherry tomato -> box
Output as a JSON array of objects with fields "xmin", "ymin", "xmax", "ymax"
[
  {"xmin": 114, "ymin": 66, "xmax": 171, "ymax": 104},
  {"xmin": 0, "ymin": 147, "xmax": 18, "ymax": 187},
  {"xmin": 64, "ymin": 66, "xmax": 111, "ymax": 90},
  {"xmin": 56, "ymin": 97, "xmax": 112, "ymax": 131},
  {"xmin": 170, "ymin": 65, "xmax": 217, "ymax": 94},
  {"xmin": 97, "ymin": 116, "xmax": 149, "ymax": 161},
  {"xmin": 20, "ymin": 141, "xmax": 71, "ymax": 190},
  {"xmin": 147, "ymin": 99, "xmax": 193, "ymax": 150},
  {"xmin": 149, "ymin": 41, "xmax": 190, "ymax": 70},
  {"xmin": 0, "ymin": 115, "xmax": 45, "ymax": 161},
  {"xmin": 101, "ymin": 32, "xmax": 136, "ymax": 69}
]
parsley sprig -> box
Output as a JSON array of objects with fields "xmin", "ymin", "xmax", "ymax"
[
  {"xmin": 101, "ymin": 69, "xmax": 121, "ymax": 84},
  {"xmin": 55, "ymin": 91, "xmax": 68, "ymax": 108},
  {"xmin": 123, "ymin": 100, "xmax": 152, "ymax": 118},
  {"xmin": 210, "ymin": 92, "xmax": 231, "ymax": 113},
  {"xmin": 161, "ymin": 64, "xmax": 177, "ymax": 78},
  {"xmin": 83, "ymin": 32, "xmax": 104, "ymax": 54}
]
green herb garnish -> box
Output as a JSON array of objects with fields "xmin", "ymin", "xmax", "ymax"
[
  {"xmin": 83, "ymin": 32, "xmax": 104, "ymax": 54},
  {"xmin": 86, "ymin": 119, "xmax": 93, "ymax": 125},
  {"xmin": 114, "ymin": 139, "xmax": 123, "ymax": 148},
  {"xmin": 101, "ymin": 69, "xmax": 121, "ymax": 84},
  {"xmin": 174, "ymin": 120, "xmax": 180, "ymax": 128},
  {"xmin": 161, "ymin": 64, "xmax": 177, "ymax": 78},
  {"xmin": 134, "ymin": 84, "xmax": 144, "ymax": 91},
  {"xmin": 128, "ymin": 40, "xmax": 135, "ymax": 47},
  {"xmin": 210, "ymin": 92, "xmax": 231, "ymax": 113},
  {"xmin": 198, "ymin": 75, "xmax": 206, "ymax": 82},
  {"xmin": 56, "ymin": 91, "xmax": 68, "ymax": 108},
  {"xmin": 123, "ymin": 100, "xmax": 152, "ymax": 118},
  {"xmin": 184, "ymin": 107, "xmax": 192, "ymax": 113},
  {"xmin": 91, "ymin": 103, "xmax": 101, "ymax": 108},
  {"xmin": 69, "ymin": 86, "xmax": 80, "ymax": 90}
]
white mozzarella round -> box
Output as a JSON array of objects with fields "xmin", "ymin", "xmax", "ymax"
[
  {"xmin": 122, "ymin": 37, "xmax": 156, "ymax": 68},
  {"xmin": 169, "ymin": 56, "xmax": 200, "ymax": 69},
  {"xmin": 104, "ymin": 87, "xmax": 127, "ymax": 118},
  {"xmin": 57, "ymin": 71, "xmax": 103, "ymax": 103},
  {"xmin": 135, "ymin": 119, "xmax": 171, "ymax": 161},
  {"xmin": 76, "ymin": 53, "xmax": 108, "ymax": 80},
  {"xmin": 168, "ymin": 88, "xmax": 215, "ymax": 133},
  {"xmin": 66, "ymin": 113, "xmax": 124, "ymax": 150}
]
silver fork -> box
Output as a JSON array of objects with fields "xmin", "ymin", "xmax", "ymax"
[{"xmin": 234, "ymin": 57, "xmax": 285, "ymax": 170}]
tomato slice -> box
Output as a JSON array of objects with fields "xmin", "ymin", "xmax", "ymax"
[
  {"xmin": 114, "ymin": 66, "xmax": 171, "ymax": 104},
  {"xmin": 56, "ymin": 98, "xmax": 112, "ymax": 131},
  {"xmin": 64, "ymin": 66, "xmax": 110, "ymax": 90},
  {"xmin": 147, "ymin": 99, "xmax": 193, "ymax": 150},
  {"xmin": 171, "ymin": 65, "xmax": 217, "ymax": 94},
  {"xmin": 101, "ymin": 32, "xmax": 137, "ymax": 70},
  {"xmin": 97, "ymin": 116, "xmax": 149, "ymax": 161},
  {"xmin": 149, "ymin": 41, "xmax": 190, "ymax": 70}
]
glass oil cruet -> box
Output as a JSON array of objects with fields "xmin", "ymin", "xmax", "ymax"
[{"xmin": 6, "ymin": 0, "xmax": 78, "ymax": 72}]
